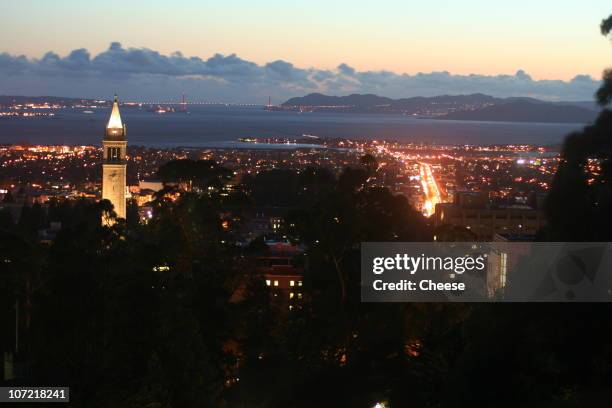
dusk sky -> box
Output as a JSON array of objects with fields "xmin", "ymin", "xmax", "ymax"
[{"xmin": 1, "ymin": 0, "xmax": 611, "ymax": 102}]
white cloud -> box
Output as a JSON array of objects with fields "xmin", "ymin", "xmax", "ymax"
[{"xmin": 0, "ymin": 43, "xmax": 601, "ymax": 102}]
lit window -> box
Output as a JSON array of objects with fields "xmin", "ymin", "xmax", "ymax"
[
  {"xmin": 290, "ymin": 292, "xmax": 295, "ymax": 299},
  {"xmin": 297, "ymin": 292, "xmax": 303, "ymax": 299},
  {"xmin": 290, "ymin": 280, "xmax": 295, "ymax": 287},
  {"xmin": 500, "ymin": 253, "xmax": 507, "ymax": 287},
  {"xmin": 298, "ymin": 281, "xmax": 303, "ymax": 287},
  {"xmin": 265, "ymin": 280, "xmax": 271, "ymax": 286},
  {"xmin": 274, "ymin": 280, "xmax": 279, "ymax": 287}
]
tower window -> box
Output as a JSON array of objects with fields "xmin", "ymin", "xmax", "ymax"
[{"xmin": 107, "ymin": 147, "xmax": 121, "ymax": 162}]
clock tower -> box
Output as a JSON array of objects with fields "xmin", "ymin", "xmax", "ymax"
[{"xmin": 102, "ymin": 95, "xmax": 127, "ymax": 224}]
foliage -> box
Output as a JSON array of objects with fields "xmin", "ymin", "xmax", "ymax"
[{"xmin": 157, "ymin": 159, "xmax": 232, "ymax": 190}]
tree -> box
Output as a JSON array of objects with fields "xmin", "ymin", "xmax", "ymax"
[
  {"xmin": 448, "ymin": 15, "xmax": 612, "ymax": 408},
  {"xmin": 17, "ymin": 202, "xmax": 46, "ymax": 237},
  {"xmin": 126, "ymin": 199, "xmax": 140, "ymax": 229},
  {"xmin": 360, "ymin": 154, "xmax": 378, "ymax": 176},
  {"xmin": 157, "ymin": 159, "xmax": 232, "ymax": 191},
  {"xmin": 2, "ymin": 190, "xmax": 15, "ymax": 203},
  {"xmin": 99, "ymin": 198, "xmax": 117, "ymax": 226},
  {"xmin": 544, "ymin": 15, "xmax": 612, "ymax": 240},
  {"xmin": 597, "ymin": 16, "xmax": 612, "ymax": 106},
  {"xmin": 0, "ymin": 208, "xmax": 14, "ymax": 231},
  {"xmin": 250, "ymin": 169, "xmax": 300, "ymax": 206},
  {"xmin": 17, "ymin": 196, "xmax": 233, "ymax": 407}
]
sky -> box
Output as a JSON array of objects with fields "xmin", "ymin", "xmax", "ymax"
[{"xmin": 1, "ymin": 0, "xmax": 611, "ymax": 102}]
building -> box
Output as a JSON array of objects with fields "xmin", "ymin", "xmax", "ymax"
[
  {"xmin": 138, "ymin": 180, "xmax": 164, "ymax": 192},
  {"xmin": 230, "ymin": 242, "xmax": 305, "ymax": 310},
  {"xmin": 243, "ymin": 207, "xmax": 290, "ymax": 238},
  {"xmin": 258, "ymin": 242, "xmax": 305, "ymax": 311},
  {"xmin": 102, "ymin": 95, "xmax": 127, "ymax": 224},
  {"xmin": 486, "ymin": 234, "xmax": 533, "ymax": 297},
  {"xmin": 434, "ymin": 191, "xmax": 546, "ymax": 241}
]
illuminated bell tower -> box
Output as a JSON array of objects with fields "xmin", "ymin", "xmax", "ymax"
[{"xmin": 102, "ymin": 95, "xmax": 127, "ymax": 224}]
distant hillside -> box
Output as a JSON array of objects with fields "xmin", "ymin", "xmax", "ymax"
[
  {"xmin": 283, "ymin": 93, "xmax": 394, "ymax": 107},
  {"xmin": 278, "ymin": 93, "xmax": 598, "ymax": 123},
  {"xmin": 281, "ymin": 93, "xmax": 501, "ymax": 114},
  {"xmin": 437, "ymin": 100, "xmax": 598, "ymax": 123},
  {"xmin": 0, "ymin": 95, "xmax": 98, "ymax": 105}
]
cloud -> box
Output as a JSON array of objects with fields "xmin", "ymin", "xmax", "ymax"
[
  {"xmin": 338, "ymin": 63, "xmax": 356, "ymax": 76},
  {"xmin": 0, "ymin": 42, "xmax": 602, "ymax": 102}
]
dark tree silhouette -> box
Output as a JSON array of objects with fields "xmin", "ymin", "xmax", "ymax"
[
  {"xmin": 360, "ymin": 153, "xmax": 378, "ymax": 175},
  {"xmin": 545, "ymin": 15, "xmax": 612, "ymax": 240},
  {"xmin": 597, "ymin": 16, "xmax": 612, "ymax": 106},
  {"xmin": 157, "ymin": 159, "xmax": 232, "ymax": 191}
]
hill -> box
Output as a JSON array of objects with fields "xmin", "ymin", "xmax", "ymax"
[
  {"xmin": 437, "ymin": 100, "xmax": 597, "ymax": 123},
  {"xmin": 278, "ymin": 93, "xmax": 597, "ymax": 123},
  {"xmin": 0, "ymin": 95, "xmax": 101, "ymax": 105}
]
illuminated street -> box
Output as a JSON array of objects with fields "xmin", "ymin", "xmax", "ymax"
[{"xmin": 420, "ymin": 162, "xmax": 442, "ymax": 217}]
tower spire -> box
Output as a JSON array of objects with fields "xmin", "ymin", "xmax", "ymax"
[{"xmin": 106, "ymin": 95, "xmax": 124, "ymax": 132}]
